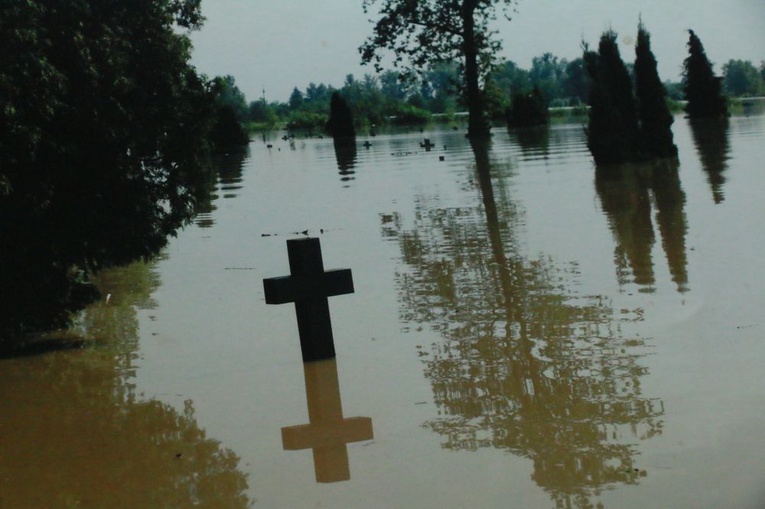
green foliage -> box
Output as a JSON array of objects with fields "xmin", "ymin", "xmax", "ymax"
[
  {"xmin": 664, "ymin": 81, "xmax": 684, "ymax": 101},
  {"xmin": 586, "ymin": 22, "xmax": 679, "ymax": 165},
  {"xmin": 482, "ymin": 78, "xmax": 509, "ymax": 119},
  {"xmin": 289, "ymin": 86, "xmax": 304, "ymax": 109},
  {"xmin": 562, "ymin": 58, "xmax": 591, "ymax": 105},
  {"xmin": 340, "ymin": 73, "xmax": 386, "ymax": 125},
  {"xmin": 585, "ymin": 30, "xmax": 640, "ymax": 165},
  {"xmin": 722, "ymin": 59, "xmax": 763, "ymax": 97},
  {"xmin": 507, "ymin": 86, "xmax": 548, "ymax": 127},
  {"xmin": 327, "ymin": 91, "xmax": 356, "ymax": 138},
  {"xmin": 247, "ymin": 98, "xmax": 279, "ymax": 127},
  {"xmin": 209, "ymin": 76, "xmax": 250, "ymax": 151},
  {"xmin": 360, "ymin": 0, "xmax": 519, "ymax": 137},
  {"xmin": 635, "ymin": 22, "xmax": 677, "ymax": 158},
  {"xmin": 529, "ymin": 53, "xmax": 565, "ymax": 105},
  {"xmin": 286, "ymin": 110, "xmax": 328, "ymax": 131},
  {"xmin": 489, "ymin": 60, "xmax": 532, "ymax": 99},
  {"xmin": 682, "ymin": 30, "xmax": 728, "ymax": 119},
  {"xmin": 211, "ymin": 75, "xmax": 248, "ymax": 120},
  {"xmin": 388, "ymin": 103, "xmax": 432, "ymax": 125},
  {"xmin": 0, "ymin": 0, "xmax": 219, "ymax": 340},
  {"xmin": 208, "ymin": 104, "xmax": 250, "ymax": 152}
]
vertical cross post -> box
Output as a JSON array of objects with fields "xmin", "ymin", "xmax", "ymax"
[
  {"xmin": 281, "ymin": 358, "xmax": 373, "ymax": 483},
  {"xmin": 263, "ymin": 238, "xmax": 354, "ymax": 361}
]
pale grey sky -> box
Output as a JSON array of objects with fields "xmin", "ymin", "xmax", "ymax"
[{"xmin": 189, "ymin": 0, "xmax": 765, "ymax": 103}]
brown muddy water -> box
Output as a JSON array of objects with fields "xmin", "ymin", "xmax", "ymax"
[{"xmin": 1, "ymin": 110, "xmax": 764, "ymax": 508}]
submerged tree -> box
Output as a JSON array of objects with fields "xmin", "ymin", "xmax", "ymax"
[
  {"xmin": 360, "ymin": 0, "xmax": 519, "ymax": 138},
  {"xmin": 506, "ymin": 86, "xmax": 548, "ymax": 127},
  {"xmin": 682, "ymin": 30, "xmax": 728, "ymax": 119},
  {"xmin": 209, "ymin": 77, "xmax": 251, "ymax": 152},
  {"xmin": 0, "ymin": 0, "xmax": 219, "ymax": 341},
  {"xmin": 584, "ymin": 31, "xmax": 640, "ymax": 165},
  {"xmin": 634, "ymin": 21, "xmax": 677, "ymax": 159},
  {"xmin": 326, "ymin": 91, "xmax": 356, "ymax": 139}
]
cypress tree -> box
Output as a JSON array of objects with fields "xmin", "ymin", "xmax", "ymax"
[
  {"xmin": 585, "ymin": 31, "xmax": 640, "ymax": 165},
  {"xmin": 506, "ymin": 86, "xmax": 548, "ymax": 127},
  {"xmin": 682, "ymin": 30, "xmax": 728, "ymax": 119},
  {"xmin": 326, "ymin": 91, "xmax": 356, "ymax": 139},
  {"xmin": 635, "ymin": 21, "xmax": 677, "ymax": 159}
]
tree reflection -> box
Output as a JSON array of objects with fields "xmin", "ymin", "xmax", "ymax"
[
  {"xmin": 689, "ymin": 118, "xmax": 730, "ymax": 204},
  {"xmin": 195, "ymin": 147, "xmax": 250, "ymax": 228},
  {"xmin": 0, "ymin": 260, "xmax": 252, "ymax": 508},
  {"xmin": 384, "ymin": 139, "xmax": 662, "ymax": 508},
  {"xmin": 333, "ymin": 138, "xmax": 358, "ymax": 183},
  {"xmin": 509, "ymin": 125, "xmax": 550, "ymax": 160},
  {"xmin": 595, "ymin": 159, "xmax": 689, "ymax": 293}
]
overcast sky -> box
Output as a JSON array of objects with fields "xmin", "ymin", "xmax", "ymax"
[{"xmin": 189, "ymin": 0, "xmax": 765, "ymax": 103}]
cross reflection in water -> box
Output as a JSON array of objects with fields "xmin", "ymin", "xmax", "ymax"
[{"xmin": 281, "ymin": 358, "xmax": 374, "ymax": 483}]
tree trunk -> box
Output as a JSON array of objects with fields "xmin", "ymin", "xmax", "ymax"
[{"xmin": 462, "ymin": 1, "xmax": 490, "ymax": 138}]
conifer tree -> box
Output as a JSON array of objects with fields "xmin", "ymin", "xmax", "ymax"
[
  {"xmin": 327, "ymin": 92, "xmax": 356, "ymax": 139},
  {"xmin": 506, "ymin": 86, "xmax": 548, "ymax": 127},
  {"xmin": 682, "ymin": 30, "xmax": 728, "ymax": 119},
  {"xmin": 635, "ymin": 21, "xmax": 677, "ymax": 158},
  {"xmin": 584, "ymin": 31, "xmax": 640, "ymax": 165}
]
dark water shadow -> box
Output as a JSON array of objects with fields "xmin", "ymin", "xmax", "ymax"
[
  {"xmin": 195, "ymin": 146, "xmax": 250, "ymax": 228},
  {"xmin": 0, "ymin": 338, "xmax": 87, "ymax": 359},
  {"xmin": 689, "ymin": 118, "xmax": 730, "ymax": 204},
  {"xmin": 508, "ymin": 125, "xmax": 551, "ymax": 159},
  {"xmin": 595, "ymin": 159, "xmax": 689, "ymax": 293},
  {"xmin": 333, "ymin": 138, "xmax": 358, "ymax": 183}
]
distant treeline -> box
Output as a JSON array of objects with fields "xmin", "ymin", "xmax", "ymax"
[{"xmin": 219, "ymin": 56, "xmax": 765, "ymax": 131}]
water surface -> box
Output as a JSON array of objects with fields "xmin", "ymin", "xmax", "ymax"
[{"xmin": 2, "ymin": 113, "xmax": 764, "ymax": 508}]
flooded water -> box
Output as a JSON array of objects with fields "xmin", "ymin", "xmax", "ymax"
[{"xmin": 2, "ymin": 110, "xmax": 764, "ymax": 508}]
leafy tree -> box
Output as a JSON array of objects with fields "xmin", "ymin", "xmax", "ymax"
[
  {"xmin": 529, "ymin": 52, "xmax": 566, "ymax": 105},
  {"xmin": 248, "ymin": 98, "xmax": 279, "ymax": 125},
  {"xmin": 664, "ymin": 81, "xmax": 684, "ymax": 101},
  {"xmin": 484, "ymin": 78, "xmax": 511, "ymax": 119},
  {"xmin": 424, "ymin": 62, "xmax": 461, "ymax": 113},
  {"xmin": 304, "ymin": 82, "xmax": 333, "ymax": 110},
  {"xmin": 379, "ymin": 70, "xmax": 412, "ymax": 102},
  {"xmin": 722, "ymin": 59, "xmax": 763, "ymax": 96},
  {"xmin": 506, "ymin": 86, "xmax": 548, "ymax": 127},
  {"xmin": 634, "ymin": 21, "xmax": 677, "ymax": 158},
  {"xmin": 489, "ymin": 60, "xmax": 531, "ymax": 99},
  {"xmin": 208, "ymin": 104, "xmax": 249, "ymax": 152},
  {"xmin": 209, "ymin": 76, "xmax": 250, "ymax": 151},
  {"xmin": 682, "ymin": 30, "xmax": 728, "ymax": 119},
  {"xmin": 211, "ymin": 75, "xmax": 248, "ymax": 120},
  {"xmin": 0, "ymin": 0, "xmax": 217, "ymax": 340},
  {"xmin": 360, "ymin": 0, "xmax": 519, "ymax": 138},
  {"xmin": 561, "ymin": 58, "xmax": 590, "ymax": 105}
]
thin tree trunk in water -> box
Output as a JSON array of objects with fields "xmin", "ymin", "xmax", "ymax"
[{"xmin": 462, "ymin": 1, "xmax": 489, "ymax": 138}]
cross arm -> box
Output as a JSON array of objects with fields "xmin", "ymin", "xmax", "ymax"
[{"xmin": 263, "ymin": 269, "xmax": 354, "ymax": 305}]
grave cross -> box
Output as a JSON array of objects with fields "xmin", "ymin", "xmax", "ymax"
[
  {"xmin": 263, "ymin": 238, "xmax": 354, "ymax": 361},
  {"xmin": 281, "ymin": 358, "xmax": 374, "ymax": 483}
]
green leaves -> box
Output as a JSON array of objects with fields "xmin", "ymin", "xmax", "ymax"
[
  {"xmin": 360, "ymin": 0, "xmax": 518, "ymax": 137},
  {"xmin": 0, "ymin": 0, "xmax": 219, "ymax": 340}
]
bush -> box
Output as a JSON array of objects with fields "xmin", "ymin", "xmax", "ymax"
[
  {"xmin": 287, "ymin": 111, "xmax": 329, "ymax": 130},
  {"xmin": 388, "ymin": 104, "xmax": 432, "ymax": 125}
]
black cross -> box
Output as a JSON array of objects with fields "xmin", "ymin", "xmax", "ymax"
[
  {"xmin": 281, "ymin": 358, "xmax": 374, "ymax": 483},
  {"xmin": 263, "ymin": 238, "xmax": 354, "ymax": 361}
]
